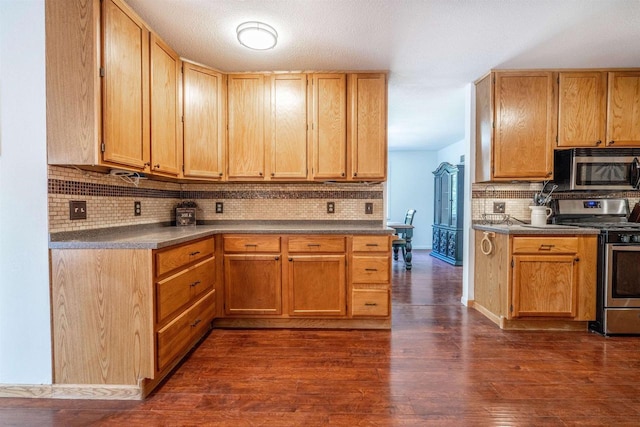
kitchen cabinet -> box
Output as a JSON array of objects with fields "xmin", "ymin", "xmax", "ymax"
[
  {"xmin": 351, "ymin": 235, "xmax": 392, "ymax": 318},
  {"xmin": 223, "ymin": 235, "xmax": 282, "ymax": 315},
  {"xmin": 607, "ymin": 71, "xmax": 640, "ymax": 146},
  {"xmin": 431, "ymin": 162, "xmax": 464, "ymax": 266},
  {"xmin": 227, "ymin": 74, "xmax": 269, "ymax": 180},
  {"xmin": 558, "ymin": 70, "xmax": 640, "ymax": 148},
  {"xmin": 287, "ymin": 236, "xmax": 346, "ymax": 316},
  {"xmin": 154, "ymin": 238, "xmax": 216, "ymax": 373},
  {"xmin": 47, "ymin": 0, "xmax": 151, "ymax": 171},
  {"xmin": 269, "ymin": 73, "xmax": 309, "ymax": 180},
  {"xmin": 215, "ymin": 233, "xmax": 392, "ymax": 328},
  {"xmin": 150, "ymin": 33, "xmax": 181, "ymax": 177},
  {"xmin": 311, "ymin": 73, "xmax": 348, "ymax": 180},
  {"xmin": 511, "ymin": 237, "xmax": 579, "ymax": 318},
  {"xmin": 473, "ymin": 230, "xmax": 596, "ymax": 330},
  {"xmin": 50, "ymin": 236, "xmax": 216, "ymax": 398},
  {"xmin": 557, "ymin": 72, "xmax": 608, "ymax": 148},
  {"xmin": 475, "ymin": 71, "xmax": 557, "ymax": 182},
  {"xmin": 182, "ymin": 61, "xmax": 226, "ymax": 179},
  {"xmin": 349, "ymin": 73, "xmax": 388, "ymax": 181}
]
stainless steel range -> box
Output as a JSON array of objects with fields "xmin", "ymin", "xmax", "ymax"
[{"xmin": 553, "ymin": 198, "xmax": 640, "ymax": 335}]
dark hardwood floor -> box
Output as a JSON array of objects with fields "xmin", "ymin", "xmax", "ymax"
[{"xmin": 3, "ymin": 250, "xmax": 640, "ymax": 426}]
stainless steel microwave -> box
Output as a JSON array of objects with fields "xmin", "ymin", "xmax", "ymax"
[{"xmin": 553, "ymin": 148, "xmax": 640, "ymax": 191}]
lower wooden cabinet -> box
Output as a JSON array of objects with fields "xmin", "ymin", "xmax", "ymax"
[
  {"xmin": 216, "ymin": 234, "xmax": 391, "ymax": 327},
  {"xmin": 157, "ymin": 290, "xmax": 215, "ymax": 371},
  {"xmin": 224, "ymin": 254, "xmax": 283, "ymax": 315},
  {"xmin": 50, "ymin": 236, "xmax": 217, "ymax": 398},
  {"xmin": 350, "ymin": 235, "xmax": 391, "ymax": 318},
  {"xmin": 473, "ymin": 230, "xmax": 596, "ymax": 330}
]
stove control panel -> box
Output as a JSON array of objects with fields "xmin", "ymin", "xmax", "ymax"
[{"xmin": 616, "ymin": 234, "xmax": 640, "ymax": 243}]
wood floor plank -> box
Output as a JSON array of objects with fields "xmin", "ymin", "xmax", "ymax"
[{"xmin": 3, "ymin": 250, "xmax": 640, "ymax": 425}]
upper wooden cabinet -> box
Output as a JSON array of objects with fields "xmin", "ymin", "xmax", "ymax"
[
  {"xmin": 227, "ymin": 74, "xmax": 268, "ymax": 180},
  {"xmin": 47, "ymin": 0, "xmax": 152, "ymax": 171},
  {"xmin": 557, "ymin": 72, "xmax": 607, "ymax": 148},
  {"xmin": 349, "ymin": 73, "xmax": 388, "ymax": 181},
  {"xmin": 607, "ymin": 71, "xmax": 640, "ymax": 146},
  {"xmin": 150, "ymin": 33, "xmax": 181, "ymax": 177},
  {"xmin": 311, "ymin": 73, "xmax": 348, "ymax": 180},
  {"xmin": 182, "ymin": 61, "xmax": 226, "ymax": 179},
  {"xmin": 558, "ymin": 70, "xmax": 640, "ymax": 148},
  {"xmin": 269, "ymin": 73, "xmax": 309, "ymax": 180},
  {"xmin": 475, "ymin": 71, "xmax": 557, "ymax": 182}
]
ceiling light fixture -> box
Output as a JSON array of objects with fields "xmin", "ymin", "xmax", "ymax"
[{"xmin": 236, "ymin": 21, "xmax": 278, "ymax": 50}]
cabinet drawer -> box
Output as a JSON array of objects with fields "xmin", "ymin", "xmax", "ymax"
[
  {"xmin": 512, "ymin": 237, "xmax": 579, "ymax": 254},
  {"xmin": 352, "ymin": 289, "xmax": 389, "ymax": 317},
  {"xmin": 155, "ymin": 237, "xmax": 214, "ymax": 277},
  {"xmin": 156, "ymin": 290, "xmax": 215, "ymax": 372},
  {"xmin": 352, "ymin": 255, "xmax": 390, "ymax": 283},
  {"xmin": 352, "ymin": 235, "xmax": 390, "ymax": 252},
  {"xmin": 156, "ymin": 257, "xmax": 215, "ymax": 325},
  {"xmin": 223, "ymin": 235, "xmax": 281, "ymax": 252},
  {"xmin": 288, "ymin": 236, "xmax": 345, "ymax": 253}
]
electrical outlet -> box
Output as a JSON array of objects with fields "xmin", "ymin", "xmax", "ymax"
[
  {"xmin": 69, "ymin": 200, "xmax": 87, "ymax": 220},
  {"xmin": 134, "ymin": 201, "xmax": 141, "ymax": 216},
  {"xmin": 327, "ymin": 202, "xmax": 335, "ymax": 213},
  {"xmin": 365, "ymin": 202, "xmax": 373, "ymax": 214},
  {"xmin": 215, "ymin": 202, "xmax": 224, "ymax": 213},
  {"xmin": 493, "ymin": 202, "xmax": 506, "ymax": 213}
]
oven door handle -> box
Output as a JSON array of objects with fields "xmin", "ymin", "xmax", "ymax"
[{"xmin": 631, "ymin": 157, "xmax": 640, "ymax": 189}]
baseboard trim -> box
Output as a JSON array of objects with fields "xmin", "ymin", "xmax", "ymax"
[{"xmin": 0, "ymin": 383, "xmax": 143, "ymax": 400}]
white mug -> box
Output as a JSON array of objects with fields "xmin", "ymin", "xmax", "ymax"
[{"xmin": 530, "ymin": 205, "xmax": 552, "ymax": 227}]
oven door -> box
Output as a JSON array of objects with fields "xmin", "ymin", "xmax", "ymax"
[
  {"xmin": 606, "ymin": 244, "xmax": 640, "ymax": 307},
  {"xmin": 572, "ymin": 156, "xmax": 638, "ymax": 190}
]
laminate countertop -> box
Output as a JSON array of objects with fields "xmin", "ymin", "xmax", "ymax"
[
  {"xmin": 473, "ymin": 223, "xmax": 600, "ymax": 236},
  {"xmin": 49, "ymin": 221, "xmax": 394, "ymax": 250}
]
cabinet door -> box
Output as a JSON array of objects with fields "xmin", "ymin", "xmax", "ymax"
[
  {"xmin": 512, "ymin": 254, "xmax": 578, "ymax": 318},
  {"xmin": 288, "ymin": 255, "xmax": 346, "ymax": 316},
  {"xmin": 494, "ymin": 72, "xmax": 556, "ymax": 180},
  {"xmin": 607, "ymin": 71, "xmax": 640, "ymax": 146},
  {"xmin": 227, "ymin": 74, "xmax": 267, "ymax": 179},
  {"xmin": 349, "ymin": 73, "xmax": 387, "ymax": 180},
  {"xmin": 150, "ymin": 33, "xmax": 181, "ymax": 176},
  {"xmin": 312, "ymin": 73, "xmax": 347, "ymax": 180},
  {"xmin": 183, "ymin": 62, "xmax": 225, "ymax": 179},
  {"xmin": 269, "ymin": 74, "xmax": 308, "ymax": 179},
  {"xmin": 557, "ymin": 72, "xmax": 607, "ymax": 148},
  {"xmin": 224, "ymin": 254, "xmax": 282, "ymax": 315},
  {"xmin": 101, "ymin": 0, "xmax": 150, "ymax": 170}
]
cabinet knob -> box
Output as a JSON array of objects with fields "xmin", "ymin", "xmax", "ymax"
[
  {"xmin": 595, "ymin": 140, "xmax": 602, "ymax": 146},
  {"xmin": 574, "ymin": 257, "xmax": 580, "ymax": 262},
  {"xmin": 341, "ymin": 172, "xmax": 345, "ymax": 177},
  {"xmin": 275, "ymin": 256, "xmax": 280, "ymax": 260},
  {"xmin": 609, "ymin": 140, "xmax": 615, "ymax": 146},
  {"xmin": 259, "ymin": 172, "xmax": 263, "ymax": 176},
  {"xmin": 219, "ymin": 172, "xmax": 223, "ymax": 177},
  {"xmin": 288, "ymin": 257, "xmax": 293, "ymax": 262},
  {"xmin": 190, "ymin": 319, "xmax": 201, "ymax": 328},
  {"xmin": 271, "ymin": 173, "xmax": 275, "ymax": 177},
  {"xmin": 353, "ymin": 172, "xmax": 358, "ymax": 177},
  {"xmin": 143, "ymin": 162, "xmax": 150, "ymax": 167}
]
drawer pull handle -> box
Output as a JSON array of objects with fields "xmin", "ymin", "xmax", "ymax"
[
  {"xmin": 245, "ymin": 244, "xmax": 257, "ymax": 247},
  {"xmin": 365, "ymin": 268, "xmax": 378, "ymax": 272},
  {"xmin": 190, "ymin": 280, "xmax": 201, "ymax": 287},
  {"xmin": 189, "ymin": 251, "xmax": 201, "ymax": 256},
  {"xmin": 190, "ymin": 319, "xmax": 201, "ymax": 327},
  {"xmin": 307, "ymin": 244, "xmax": 321, "ymax": 247},
  {"xmin": 539, "ymin": 244, "xmax": 555, "ymax": 251},
  {"xmin": 364, "ymin": 302, "xmax": 378, "ymax": 306},
  {"xmin": 366, "ymin": 243, "xmax": 379, "ymax": 247}
]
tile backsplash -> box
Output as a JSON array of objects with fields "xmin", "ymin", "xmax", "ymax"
[
  {"xmin": 48, "ymin": 166, "xmax": 385, "ymax": 233},
  {"xmin": 472, "ymin": 182, "xmax": 640, "ymax": 224}
]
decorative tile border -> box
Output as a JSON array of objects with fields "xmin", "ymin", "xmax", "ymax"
[{"xmin": 49, "ymin": 179, "xmax": 384, "ymax": 201}]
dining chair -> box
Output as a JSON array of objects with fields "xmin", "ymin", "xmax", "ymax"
[{"xmin": 392, "ymin": 209, "xmax": 416, "ymax": 263}]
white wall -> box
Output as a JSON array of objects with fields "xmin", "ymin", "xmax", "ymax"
[
  {"xmin": 0, "ymin": 0, "xmax": 51, "ymax": 384},
  {"xmin": 437, "ymin": 140, "xmax": 465, "ymax": 166},
  {"xmin": 387, "ymin": 150, "xmax": 439, "ymax": 249}
]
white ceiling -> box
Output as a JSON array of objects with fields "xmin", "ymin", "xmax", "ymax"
[{"xmin": 127, "ymin": 0, "xmax": 640, "ymax": 151}]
